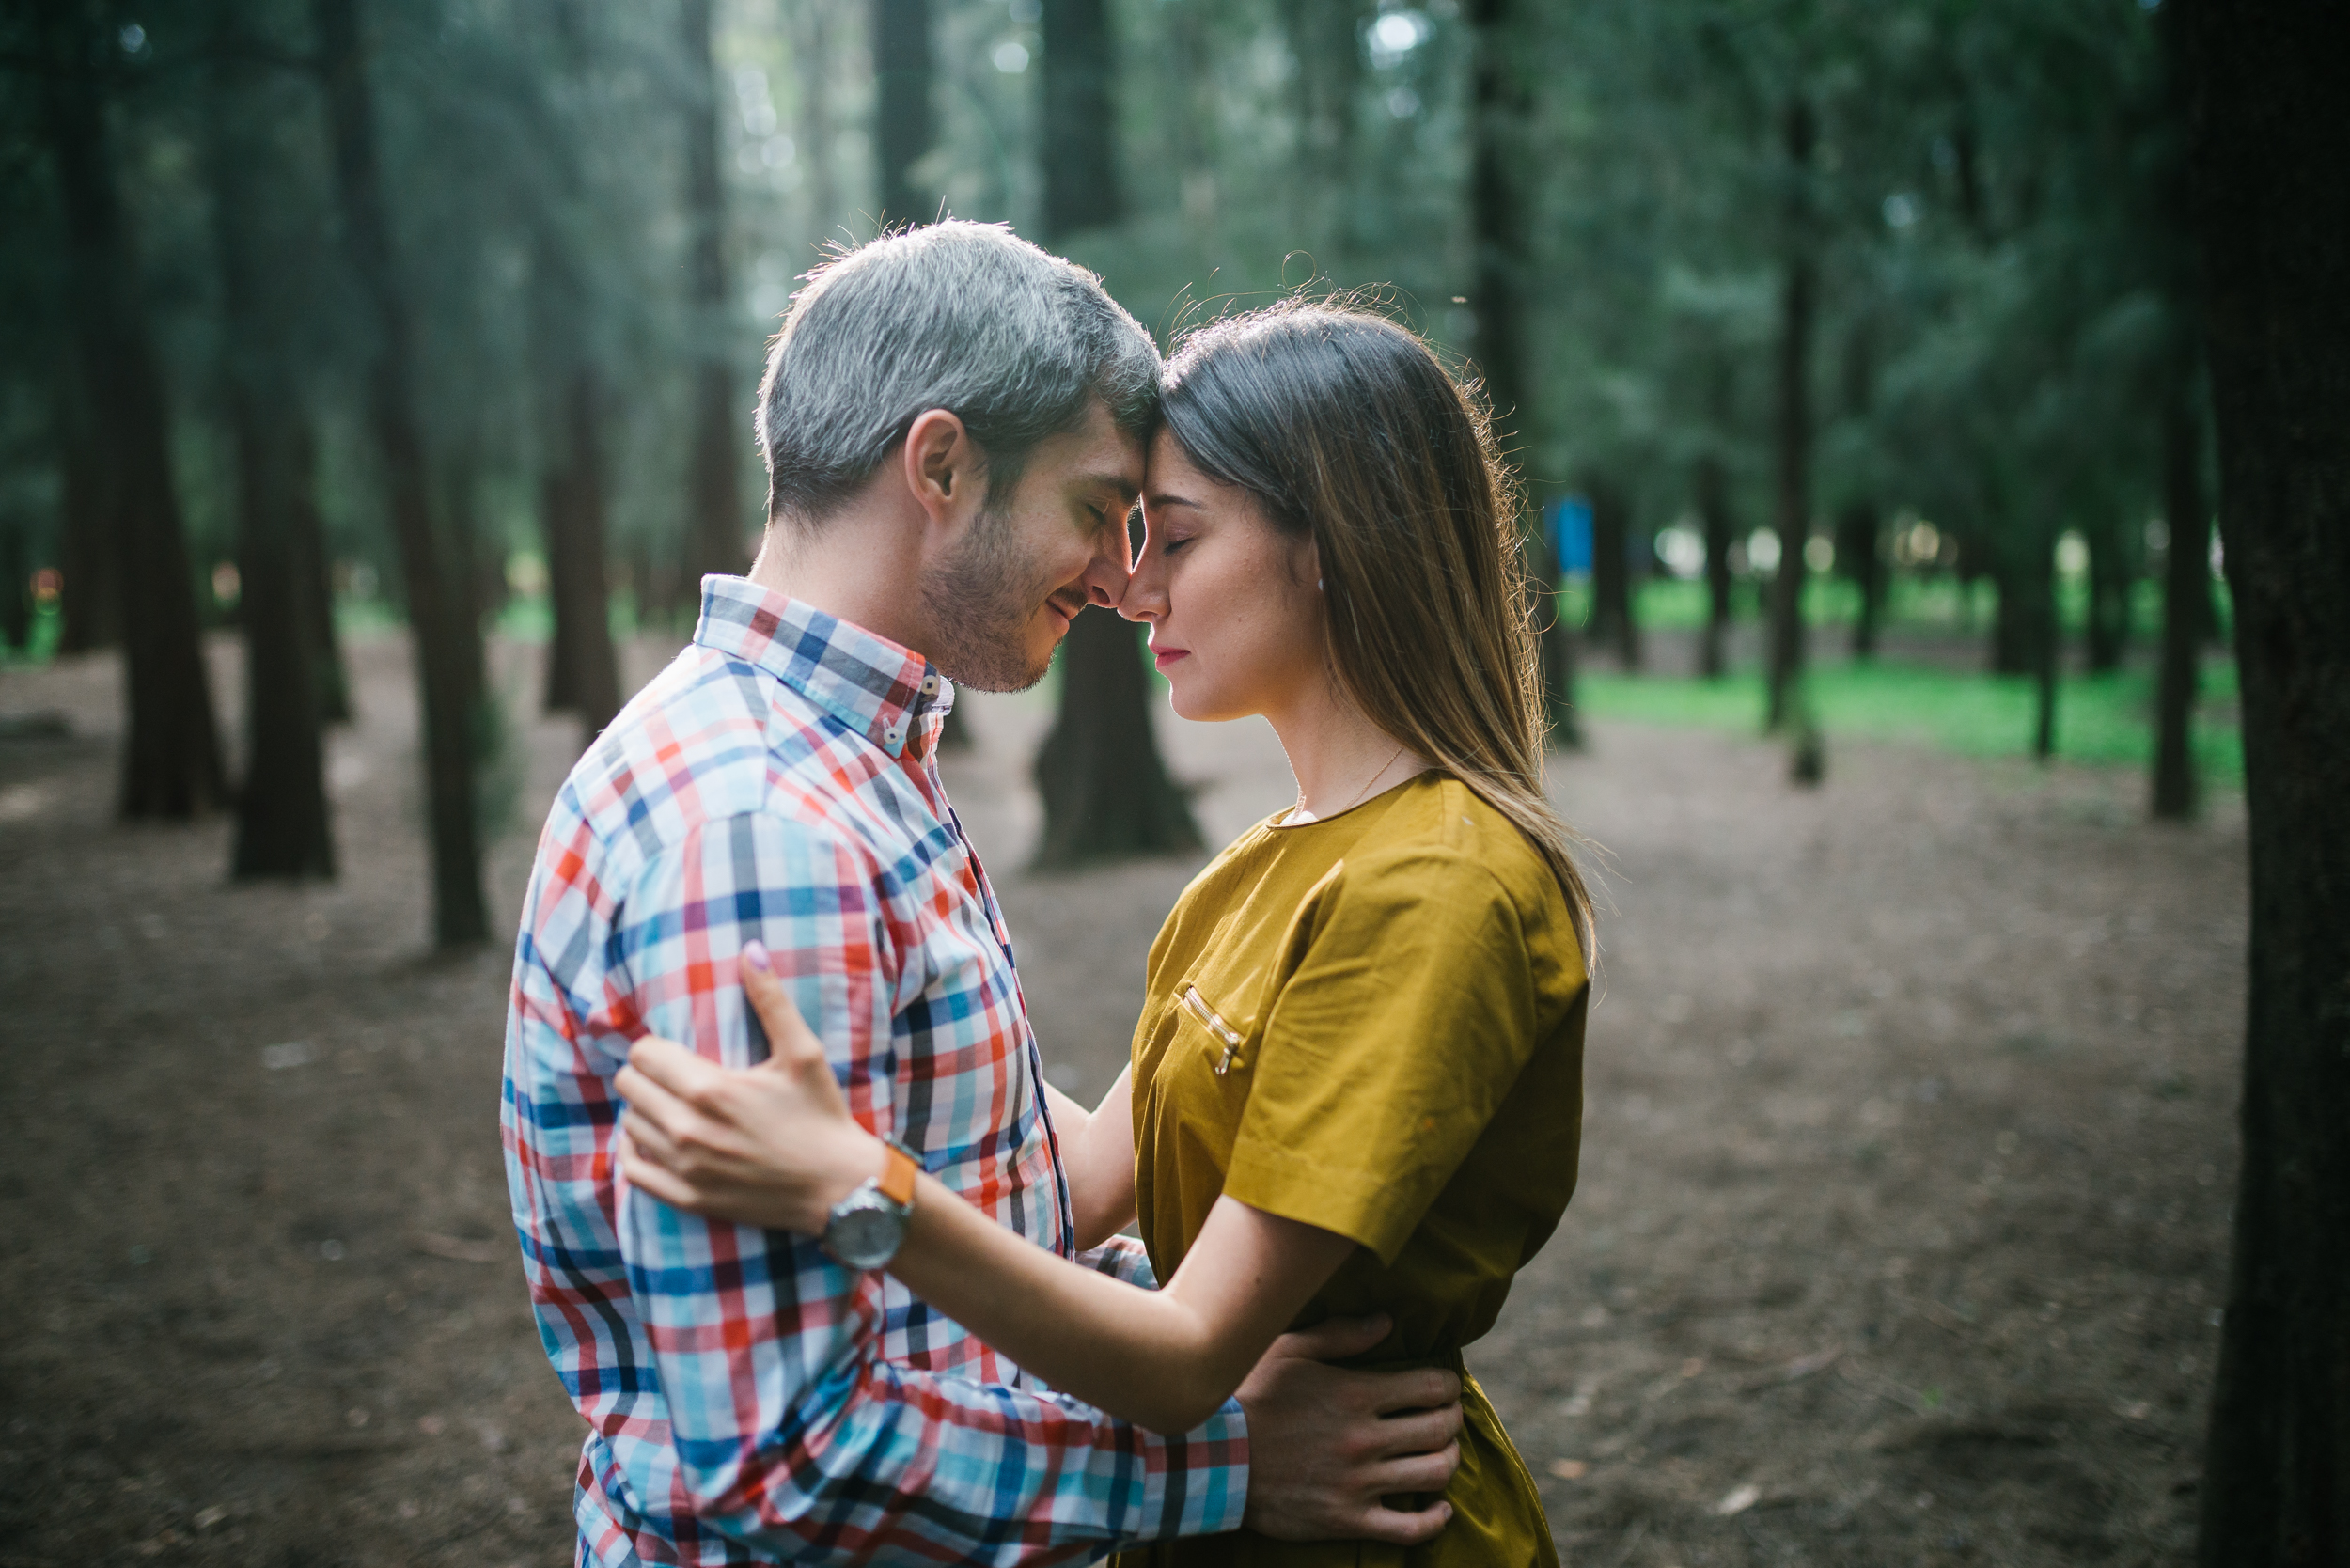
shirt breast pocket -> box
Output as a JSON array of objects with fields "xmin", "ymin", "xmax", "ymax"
[{"xmin": 1173, "ymin": 979, "xmax": 1261, "ymax": 1080}]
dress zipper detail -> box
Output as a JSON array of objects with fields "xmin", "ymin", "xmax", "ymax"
[{"xmin": 1182, "ymin": 984, "xmax": 1246, "ymax": 1074}]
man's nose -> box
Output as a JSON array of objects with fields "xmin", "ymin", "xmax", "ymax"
[{"xmin": 1080, "ymin": 525, "xmax": 1135, "ymax": 607}]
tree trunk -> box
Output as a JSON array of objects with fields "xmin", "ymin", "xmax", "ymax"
[
  {"xmin": 1765, "ymin": 98, "xmax": 1815, "ymax": 735},
  {"xmin": 1030, "ymin": 0, "xmax": 1198, "ymax": 860},
  {"xmin": 207, "ymin": 6, "xmax": 336, "ymax": 880},
  {"xmin": 0, "ymin": 521, "xmax": 29, "ymax": 651},
  {"xmin": 680, "ymin": 0, "xmax": 746, "ymax": 590},
  {"xmin": 2084, "ymin": 512, "xmax": 2131, "ymax": 674},
  {"xmin": 1697, "ymin": 454, "xmax": 1735, "ymax": 680},
  {"xmin": 285, "ymin": 421, "xmax": 352, "ymax": 723},
  {"xmin": 1468, "ymin": 0, "xmax": 1575, "ymax": 742},
  {"xmin": 540, "ymin": 368, "xmax": 623, "ymax": 745},
  {"xmin": 1988, "ymin": 543, "xmax": 2033, "ymax": 674},
  {"xmin": 52, "ymin": 350, "xmax": 119, "ymax": 654},
  {"xmin": 2027, "ymin": 525, "xmax": 2059, "ymax": 760},
  {"xmin": 1042, "ymin": 0, "xmax": 1120, "ymax": 237},
  {"xmin": 1277, "ymin": 0, "xmax": 1365, "ymax": 267},
  {"xmin": 2178, "ymin": 6, "xmax": 2350, "ymax": 1559},
  {"xmin": 42, "ymin": 17, "xmax": 227, "ymax": 819},
  {"xmin": 316, "ymin": 0, "xmax": 488, "ymax": 948},
  {"xmin": 1032, "ymin": 607, "xmax": 1199, "ymax": 867},
  {"xmin": 2152, "ymin": 379, "xmax": 2207, "ymax": 820},
  {"xmin": 872, "ymin": 0, "xmax": 933, "ymax": 226},
  {"xmin": 1587, "ymin": 478, "xmax": 1639, "ymax": 669},
  {"xmin": 1836, "ymin": 500, "xmax": 1883, "ymax": 658},
  {"xmin": 791, "ymin": 1, "xmax": 840, "ymax": 246}
]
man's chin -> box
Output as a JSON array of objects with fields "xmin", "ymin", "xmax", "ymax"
[{"xmin": 933, "ymin": 636, "xmax": 1057, "ymax": 696}]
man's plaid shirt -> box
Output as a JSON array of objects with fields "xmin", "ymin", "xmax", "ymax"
[{"xmin": 501, "ymin": 577, "xmax": 1248, "ymax": 1565}]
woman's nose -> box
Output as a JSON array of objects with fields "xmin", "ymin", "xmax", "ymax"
[{"xmin": 1117, "ymin": 574, "xmax": 1165, "ymax": 623}]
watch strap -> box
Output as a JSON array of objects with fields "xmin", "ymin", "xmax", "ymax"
[{"xmin": 877, "ymin": 1137, "xmax": 917, "ymax": 1209}]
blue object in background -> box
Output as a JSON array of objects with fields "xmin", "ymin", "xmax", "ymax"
[{"xmin": 1546, "ymin": 496, "xmax": 1594, "ymax": 575}]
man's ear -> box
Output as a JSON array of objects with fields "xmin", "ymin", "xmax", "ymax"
[{"xmin": 900, "ymin": 408, "xmax": 981, "ymax": 530}]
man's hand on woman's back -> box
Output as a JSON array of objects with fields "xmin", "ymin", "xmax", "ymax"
[{"xmin": 1237, "ymin": 1315, "xmax": 1465, "ymax": 1544}]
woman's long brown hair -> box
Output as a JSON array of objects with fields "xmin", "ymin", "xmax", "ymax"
[{"xmin": 1160, "ymin": 299, "xmax": 1599, "ymax": 961}]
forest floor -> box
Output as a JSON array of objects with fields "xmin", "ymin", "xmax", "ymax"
[{"xmin": 0, "ymin": 623, "xmax": 2246, "ymax": 1567}]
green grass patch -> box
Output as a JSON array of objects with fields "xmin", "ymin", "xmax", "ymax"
[{"xmin": 1574, "ymin": 658, "xmax": 2243, "ymax": 789}]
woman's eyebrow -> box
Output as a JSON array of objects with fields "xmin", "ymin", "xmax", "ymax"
[{"xmin": 1144, "ymin": 492, "xmax": 1201, "ymax": 511}]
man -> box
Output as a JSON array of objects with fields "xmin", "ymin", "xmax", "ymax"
[{"xmin": 502, "ymin": 222, "xmax": 1464, "ymax": 1565}]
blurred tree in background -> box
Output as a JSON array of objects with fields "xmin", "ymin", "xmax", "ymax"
[{"xmin": 0, "ymin": 0, "xmax": 2246, "ymax": 866}]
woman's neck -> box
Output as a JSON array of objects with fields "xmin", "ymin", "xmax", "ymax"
[{"xmin": 1267, "ymin": 675, "xmax": 1425, "ymax": 823}]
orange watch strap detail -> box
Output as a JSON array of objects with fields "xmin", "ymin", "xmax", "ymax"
[{"xmin": 878, "ymin": 1141, "xmax": 917, "ymax": 1209}]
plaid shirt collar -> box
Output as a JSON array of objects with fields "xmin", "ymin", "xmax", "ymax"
[{"xmin": 692, "ymin": 574, "xmax": 954, "ymax": 760}]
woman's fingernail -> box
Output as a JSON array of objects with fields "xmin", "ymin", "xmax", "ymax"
[{"xmin": 743, "ymin": 940, "xmax": 772, "ymax": 973}]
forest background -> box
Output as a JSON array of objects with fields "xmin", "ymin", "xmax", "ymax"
[
  {"xmin": 4, "ymin": 0, "xmax": 2343, "ymax": 1563},
  {"xmin": 0, "ymin": 0, "xmax": 2237, "ymax": 902}
]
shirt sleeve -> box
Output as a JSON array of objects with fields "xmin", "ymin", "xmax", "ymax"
[
  {"xmin": 614, "ymin": 810, "xmax": 1247, "ymax": 1562},
  {"xmin": 1221, "ymin": 847, "xmax": 1541, "ymax": 1266},
  {"xmin": 1078, "ymin": 1234, "xmax": 1160, "ymax": 1289}
]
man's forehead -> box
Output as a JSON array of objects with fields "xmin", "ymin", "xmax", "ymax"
[{"xmin": 1056, "ymin": 413, "xmax": 1147, "ymax": 496}]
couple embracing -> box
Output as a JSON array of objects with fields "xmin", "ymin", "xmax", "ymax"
[{"xmin": 501, "ymin": 222, "xmax": 1595, "ymax": 1567}]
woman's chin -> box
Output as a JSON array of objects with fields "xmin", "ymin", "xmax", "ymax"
[{"xmin": 1164, "ymin": 682, "xmax": 1246, "ymax": 726}]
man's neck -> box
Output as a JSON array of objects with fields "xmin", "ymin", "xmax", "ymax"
[{"xmin": 745, "ymin": 510, "xmax": 932, "ymax": 660}]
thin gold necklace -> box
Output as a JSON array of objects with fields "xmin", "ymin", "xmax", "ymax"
[{"xmin": 1295, "ymin": 742, "xmax": 1409, "ymax": 823}]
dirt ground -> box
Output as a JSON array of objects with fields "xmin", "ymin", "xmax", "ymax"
[{"xmin": 0, "ymin": 625, "xmax": 2246, "ymax": 1567}]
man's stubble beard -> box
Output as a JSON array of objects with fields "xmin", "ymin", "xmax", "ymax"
[{"xmin": 916, "ymin": 498, "xmax": 1060, "ymax": 695}]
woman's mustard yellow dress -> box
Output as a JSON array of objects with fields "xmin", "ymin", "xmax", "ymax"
[{"xmin": 1110, "ymin": 775, "xmax": 1590, "ymax": 1568}]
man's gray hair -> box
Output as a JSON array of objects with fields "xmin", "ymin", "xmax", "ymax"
[{"xmin": 756, "ymin": 222, "xmax": 1161, "ymax": 525}]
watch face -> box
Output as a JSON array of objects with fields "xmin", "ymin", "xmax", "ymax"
[{"xmin": 827, "ymin": 1201, "xmax": 907, "ymax": 1270}]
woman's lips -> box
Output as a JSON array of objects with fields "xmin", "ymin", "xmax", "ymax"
[{"xmin": 1152, "ymin": 648, "xmax": 1189, "ymax": 670}]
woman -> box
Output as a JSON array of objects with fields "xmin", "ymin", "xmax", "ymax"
[{"xmin": 619, "ymin": 301, "xmax": 1596, "ymax": 1566}]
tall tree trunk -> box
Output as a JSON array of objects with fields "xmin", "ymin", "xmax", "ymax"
[
  {"xmin": 0, "ymin": 521, "xmax": 29, "ymax": 651},
  {"xmin": 207, "ymin": 6, "xmax": 336, "ymax": 880},
  {"xmin": 2084, "ymin": 512, "xmax": 2130, "ymax": 673},
  {"xmin": 41, "ymin": 15, "xmax": 227, "ymax": 818},
  {"xmin": 539, "ymin": 366, "xmax": 623, "ymax": 745},
  {"xmin": 1277, "ymin": 0, "xmax": 1364, "ymax": 267},
  {"xmin": 1469, "ymin": 0, "xmax": 1575, "ymax": 744},
  {"xmin": 1697, "ymin": 452, "xmax": 1734, "ymax": 679},
  {"xmin": 1765, "ymin": 98, "xmax": 1816, "ymax": 734},
  {"xmin": 1033, "ymin": 606, "xmax": 1200, "ymax": 867},
  {"xmin": 286, "ymin": 421, "xmax": 352, "ymax": 722},
  {"xmin": 2180, "ymin": 7, "xmax": 2350, "ymax": 1559},
  {"xmin": 1587, "ymin": 478, "xmax": 1639, "ymax": 669},
  {"xmin": 1987, "ymin": 525, "xmax": 2034, "ymax": 674},
  {"xmin": 2152, "ymin": 378, "xmax": 2207, "ymax": 820},
  {"xmin": 2028, "ymin": 524, "xmax": 2059, "ymax": 760},
  {"xmin": 1042, "ymin": 0, "xmax": 1120, "ymax": 238},
  {"xmin": 1836, "ymin": 500, "xmax": 1883, "ymax": 657},
  {"xmin": 1030, "ymin": 0, "xmax": 1199, "ymax": 860},
  {"xmin": 680, "ymin": 0, "xmax": 745, "ymax": 591},
  {"xmin": 52, "ymin": 350, "xmax": 119, "ymax": 653},
  {"xmin": 871, "ymin": 0, "xmax": 932, "ymax": 225},
  {"xmin": 791, "ymin": 1, "xmax": 840, "ymax": 245},
  {"xmin": 315, "ymin": 0, "xmax": 488, "ymax": 948}
]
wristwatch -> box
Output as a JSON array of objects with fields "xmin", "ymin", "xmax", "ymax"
[{"xmin": 822, "ymin": 1137, "xmax": 919, "ymax": 1270}]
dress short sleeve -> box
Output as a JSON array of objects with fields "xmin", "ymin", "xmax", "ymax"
[{"xmin": 1221, "ymin": 846, "xmax": 1540, "ymax": 1265}]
